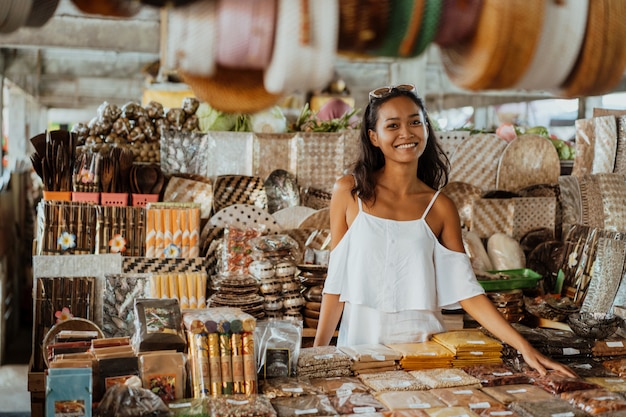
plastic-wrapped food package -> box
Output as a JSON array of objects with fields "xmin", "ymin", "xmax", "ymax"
[
  {"xmin": 487, "ymin": 233, "xmax": 526, "ymax": 270},
  {"xmin": 462, "ymin": 363, "xmax": 530, "ymax": 387},
  {"xmin": 509, "ymin": 399, "xmax": 588, "ymax": 417},
  {"xmin": 463, "ymin": 230, "xmax": 493, "ymax": 272},
  {"xmin": 359, "ymin": 371, "xmax": 429, "ymax": 392},
  {"xmin": 339, "ymin": 344, "xmax": 403, "ymax": 362},
  {"xmin": 408, "ymin": 369, "xmax": 482, "ymax": 389},
  {"xmin": 308, "ymin": 376, "xmax": 370, "ymax": 395},
  {"xmin": 480, "ymin": 384, "xmax": 554, "ymax": 405},
  {"xmin": 259, "ymin": 377, "xmax": 323, "ymax": 398},
  {"xmin": 209, "ymin": 394, "xmax": 277, "ymax": 417},
  {"xmin": 329, "ymin": 391, "xmax": 388, "ymax": 415},
  {"xmin": 424, "ymin": 406, "xmax": 481, "ymax": 417},
  {"xmin": 560, "ymin": 359, "xmax": 617, "ymax": 378},
  {"xmin": 383, "ymin": 411, "xmax": 430, "ymax": 417},
  {"xmin": 133, "ymin": 298, "xmax": 186, "ymax": 353},
  {"xmin": 529, "ymin": 370, "xmax": 600, "ymax": 395},
  {"xmin": 375, "ymin": 390, "xmax": 446, "ymax": 411},
  {"xmin": 584, "ymin": 377, "xmax": 626, "ymax": 392},
  {"xmin": 602, "ymin": 358, "xmax": 626, "ymax": 377},
  {"xmin": 95, "ymin": 383, "xmax": 171, "ymax": 417},
  {"xmin": 270, "ymin": 394, "xmax": 337, "ymax": 417},
  {"xmin": 255, "ymin": 319, "xmax": 302, "ymax": 379},
  {"xmin": 428, "ymin": 387, "xmax": 501, "ymax": 410},
  {"xmin": 560, "ymin": 388, "xmax": 626, "ymax": 415}
]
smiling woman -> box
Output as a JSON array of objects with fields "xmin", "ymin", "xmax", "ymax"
[{"xmin": 313, "ymin": 84, "xmax": 576, "ymax": 379}]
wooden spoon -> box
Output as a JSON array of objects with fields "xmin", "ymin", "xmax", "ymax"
[
  {"xmin": 150, "ymin": 167, "xmax": 165, "ymax": 195},
  {"xmin": 136, "ymin": 165, "xmax": 158, "ymax": 194}
]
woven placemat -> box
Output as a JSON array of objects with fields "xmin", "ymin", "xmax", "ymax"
[
  {"xmin": 558, "ymin": 175, "xmax": 582, "ymax": 228},
  {"xmin": 572, "ymin": 118, "xmax": 595, "ymax": 177},
  {"xmin": 582, "ymin": 237, "xmax": 626, "ymax": 315},
  {"xmin": 436, "ymin": 130, "xmax": 470, "ymax": 160},
  {"xmin": 496, "ymin": 134, "xmax": 560, "ymax": 191},
  {"xmin": 163, "ymin": 175, "xmax": 214, "ymax": 219},
  {"xmin": 122, "ymin": 257, "xmax": 205, "ymax": 274},
  {"xmin": 213, "ymin": 174, "xmax": 267, "ymax": 213},
  {"xmin": 592, "ymin": 115, "xmax": 618, "ymax": 174},
  {"xmin": 449, "ymin": 133, "xmax": 507, "ymax": 191},
  {"xmin": 579, "ymin": 175, "xmax": 605, "ymax": 229},
  {"xmin": 295, "ymin": 132, "xmax": 345, "ymax": 193},
  {"xmin": 596, "ymin": 173, "xmax": 626, "ymax": 231}
]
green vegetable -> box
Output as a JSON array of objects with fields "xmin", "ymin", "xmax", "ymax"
[
  {"xmin": 526, "ymin": 126, "xmax": 550, "ymax": 137},
  {"xmin": 289, "ymin": 103, "xmax": 360, "ymax": 133},
  {"xmin": 196, "ymin": 102, "xmax": 238, "ymax": 132}
]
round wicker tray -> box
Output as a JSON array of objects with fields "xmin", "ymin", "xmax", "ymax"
[{"xmin": 42, "ymin": 317, "xmax": 104, "ymax": 367}]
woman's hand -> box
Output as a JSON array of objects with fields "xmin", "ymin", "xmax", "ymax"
[{"xmin": 517, "ymin": 343, "xmax": 577, "ymax": 378}]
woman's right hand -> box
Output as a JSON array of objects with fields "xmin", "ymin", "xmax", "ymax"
[{"xmin": 313, "ymin": 293, "xmax": 344, "ymax": 346}]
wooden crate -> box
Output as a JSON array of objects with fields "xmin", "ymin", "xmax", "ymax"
[{"xmin": 28, "ymin": 355, "xmax": 45, "ymax": 417}]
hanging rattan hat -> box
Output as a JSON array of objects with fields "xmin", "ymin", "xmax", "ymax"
[
  {"xmin": 180, "ymin": 66, "xmax": 282, "ymax": 114},
  {"xmin": 560, "ymin": 0, "xmax": 626, "ymax": 97},
  {"xmin": 434, "ymin": 0, "xmax": 483, "ymax": 48},
  {"xmin": 440, "ymin": 0, "xmax": 545, "ymax": 90}
]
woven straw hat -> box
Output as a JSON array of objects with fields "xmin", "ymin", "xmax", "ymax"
[
  {"xmin": 560, "ymin": 0, "xmax": 626, "ymax": 97},
  {"xmin": 440, "ymin": 0, "xmax": 545, "ymax": 90},
  {"xmin": 181, "ymin": 66, "xmax": 281, "ymax": 114}
]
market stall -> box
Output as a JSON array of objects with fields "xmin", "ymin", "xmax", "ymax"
[{"xmin": 12, "ymin": 0, "xmax": 626, "ymax": 416}]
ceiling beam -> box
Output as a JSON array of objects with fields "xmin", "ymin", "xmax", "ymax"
[{"xmin": 0, "ymin": 14, "xmax": 160, "ymax": 54}]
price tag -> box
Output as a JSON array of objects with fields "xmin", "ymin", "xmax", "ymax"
[
  {"xmin": 562, "ymin": 348, "xmax": 580, "ymax": 355},
  {"xmin": 453, "ymin": 390, "xmax": 474, "ymax": 395},
  {"xmin": 551, "ymin": 412, "xmax": 574, "ymax": 417},
  {"xmin": 314, "ymin": 354, "xmax": 333, "ymax": 360},
  {"xmin": 227, "ymin": 399, "xmax": 250, "ymax": 405},
  {"xmin": 372, "ymin": 354, "xmax": 386, "ymax": 361},
  {"xmin": 468, "ymin": 340, "xmax": 486, "ymax": 344},
  {"xmin": 409, "ymin": 403, "xmax": 431, "ymax": 409},
  {"xmin": 506, "ymin": 389, "xmax": 527, "ymax": 394},
  {"xmin": 607, "ymin": 341, "xmax": 624, "ymax": 348},
  {"xmin": 469, "ymin": 402, "xmax": 491, "ymax": 409},
  {"xmin": 353, "ymin": 407, "xmax": 376, "ymax": 414},
  {"xmin": 295, "ymin": 409, "xmax": 319, "ymax": 415},
  {"xmin": 283, "ymin": 387, "xmax": 304, "ymax": 393}
]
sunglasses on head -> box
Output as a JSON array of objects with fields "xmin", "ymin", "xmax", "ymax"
[{"xmin": 368, "ymin": 84, "xmax": 418, "ymax": 101}]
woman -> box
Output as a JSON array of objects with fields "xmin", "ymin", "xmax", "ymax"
[{"xmin": 313, "ymin": 84, "xmax": 574, "ymax": 377}]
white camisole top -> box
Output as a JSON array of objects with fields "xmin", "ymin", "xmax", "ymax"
[{"xmin": 322, "ymin": 190, "xmax": 485, "ymax": 346}]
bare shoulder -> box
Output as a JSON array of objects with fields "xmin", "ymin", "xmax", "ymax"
[
  {"xmin": 433, "ymin": 191, "xmax": 459, "ymax": 215},
  {"xmin": 333, "ymin": 174, "xmax": 356, "ymax": 194}
]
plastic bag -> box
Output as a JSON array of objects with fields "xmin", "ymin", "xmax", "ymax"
[
  {"xmin": 255, "ymin": 319, "xmax": 302, "ymax": 378},
  {"xmin": 95, "ymin": 383, "xmax": 172, "ymax": 417},
  {"xmin": 487, "ymin": 233, "xmax": 526, "ymax": 270}
]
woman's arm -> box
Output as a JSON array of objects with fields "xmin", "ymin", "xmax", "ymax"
[
  {"xmin": 313, "ymin": 175, "xmax": 355, "ymax": 346},
  {"xmin": 314, "ymin": 293, "xmax": 344, "ymax": 346},
  {"xmin": 434, "ymin": 194, "xmax": 576, "ymax": 377},
  {"xmin": 460, "ymin": 294, "xmax": 576, "ymax": 377}
]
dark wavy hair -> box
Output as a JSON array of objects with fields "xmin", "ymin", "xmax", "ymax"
[{"xmin": 351, "ymin": 88, "xmax": 449, "ymax": 201}]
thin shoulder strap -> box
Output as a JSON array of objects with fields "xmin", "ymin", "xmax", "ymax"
[
  {"xmin": 421, "ymin": 190, "xmax": 441, "ymax": 219},
  {"xmin": 351, "ymin": 173, "xmax": 363, "ymax": 212}
]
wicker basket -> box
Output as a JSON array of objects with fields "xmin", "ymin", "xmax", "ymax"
[{"xmin": 567, "ymin": 312, "xmax": 622, "ymax": 340}]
